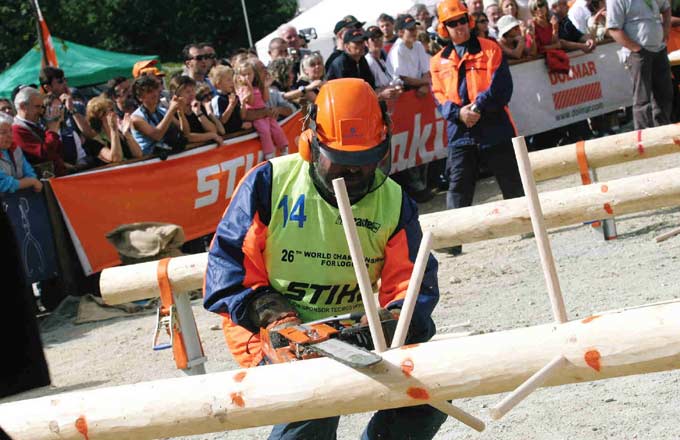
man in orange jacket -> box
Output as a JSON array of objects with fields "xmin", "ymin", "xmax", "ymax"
[{"xmin": 431, "ymin": 0, "xmax": 524, "ymax": 255}]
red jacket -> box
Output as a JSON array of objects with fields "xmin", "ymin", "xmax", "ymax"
[{"xmin": 12, "ymin": 121, "xmax": 66, "ymax": 176}]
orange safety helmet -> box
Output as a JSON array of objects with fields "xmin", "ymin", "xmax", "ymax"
[
  {"xmin": 436, "ymin": 0, "xmax": 474, "ymax": 39},
  {"xmin": 298, "ymin": 78, "xmax": 390, "ymax": 166}
]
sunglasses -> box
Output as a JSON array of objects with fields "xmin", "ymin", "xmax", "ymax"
[
  {"xmin": 54, "ymin": 77, "xmax": 66, "ymax": 83},
  {"xmin": 477, "ymin": 19, "xmax": 489, "ymax": 23},
  {"xmin": 189, "ymin": 54, "xmax": 215, "ymax": 61},
  {"xmin": 445, "ymin": 15, "xmax": 469, "ymax": 27}
]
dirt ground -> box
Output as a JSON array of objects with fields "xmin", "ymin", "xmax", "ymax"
[{"xmin": 3, "ymin": 151, "xmax": 680, "ymax": 440}]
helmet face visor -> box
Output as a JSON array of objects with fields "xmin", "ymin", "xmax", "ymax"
[{"xmin": 312, "ymin": 139, "xmax": 392, "ymax": 204}]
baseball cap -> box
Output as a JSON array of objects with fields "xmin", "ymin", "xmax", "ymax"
[
  {"xmin": 343, "ymin": 28, "xmax": 368, "ymax": 44},
  {"xmin": 366, "ymin": 25, "xmax": 384, "ymax": 39},
  {"xmin": 333, "ymin": 15, "xmax": 365, "ymax": 34},
  {"xmin": 496, "ymin": 15, "xmax": 522, "ymax": 37},
  {"xmin": 132, "ymin": 60, "xmax": 165, "ymax": 78},
  {"xmin": 395, "ymin": 14, "xmax": 420, "ymax": 31}
]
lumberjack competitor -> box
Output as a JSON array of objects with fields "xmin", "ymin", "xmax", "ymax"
[{"xmin": 204, "ymin": 78, "xmax": 447, "ymax": 439}]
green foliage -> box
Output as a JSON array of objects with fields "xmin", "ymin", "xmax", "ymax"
[{"xmin": 0, "ymin": 0, "xmax": 297, "ymax": 70}]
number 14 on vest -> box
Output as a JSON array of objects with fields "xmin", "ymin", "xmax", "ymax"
[{"xmin": 278, "ymin": 195, "xmax": 307, "ymax": 228}]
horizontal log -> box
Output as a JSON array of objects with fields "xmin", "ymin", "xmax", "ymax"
[
  {"xmin": 422, "ymin": 166, "xmax": 680, "ymax": 250},
  {"xmin": 100, "ymin": 253, "xmax": 207, "ymax": 304},
  {"xmin": 530, "ymin": 123, "xmax": 680, "ymax": 182},
  {"xmin": 101, "ymin": 166, "xmax": 680, "ymax": 304},
  {"xmin": 2, "ymin": 301, "xmax": 679, "ymax": 440}
]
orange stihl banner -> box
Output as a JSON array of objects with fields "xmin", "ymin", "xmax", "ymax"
[{"xmin": 50, "ymin": 91, "xmax": 447, "ymax": 274}]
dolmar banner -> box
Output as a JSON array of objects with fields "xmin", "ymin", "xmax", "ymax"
[{"xmin": 51, "ymin": 91, "xmax": 447, "ymax": 274}]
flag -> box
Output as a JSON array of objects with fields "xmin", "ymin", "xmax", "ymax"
[{"xmin": 31, "ymin": 0, "xmax": 59, "ymax": 68}]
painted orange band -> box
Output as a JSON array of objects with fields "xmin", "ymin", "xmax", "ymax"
[
  {"xmin": 575, "ymin": 140, "xmax": 592, "ymax": 185},
  {"xmin": 157, "ymin": 257, "xmax": 189, "ymax": 370}
]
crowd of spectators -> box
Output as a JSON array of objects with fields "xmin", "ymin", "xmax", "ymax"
[{"xmin": 0, "ymin": 0, "xmax": 677, "ymax": 199}]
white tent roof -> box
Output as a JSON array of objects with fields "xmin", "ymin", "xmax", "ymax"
[{"xmin": 255, "ymin": 0, "xmax": 433, "ymax": 64}]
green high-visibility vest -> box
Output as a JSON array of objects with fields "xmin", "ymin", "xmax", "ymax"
[{"xmin": 266, "ymin": 154, "xmax": 403, "ymax": 322}]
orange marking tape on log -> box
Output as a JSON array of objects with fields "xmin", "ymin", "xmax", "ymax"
[
  {"xmin": 400, "ymin": 343, "xmax": 420, "ymax": 350},
  {"xmin": 575, "ymin": 141, "xmax": 592, "ymax": 185},
  {"xmin": 601, "ymin": 185, "xmax": 608, "ymax": 193},
  {"xmin": 157, "ymin": 258, "xmax": 189, "ymax": 370},
  {"xmin": 603, "ymin": 203, "xmax": 614, "ymax": 215},
  {"xmin": 233, "ymin": 371, "xmax": 247, "ymax": 383},
  {"xmin": 637, "ymin": 130, "xmax": 645, "ymax": 155},
  {"xmin": 585, "ymin": 350, "xmax": 601, "ymax": 372},
  {"xmin": 406, "ymin": 387, "xmax": 430, "ymax": 400},
  {"xmin": 75, "ymin": 415, "xmax": 89, "ymax": 440},
  {"xmin": 401, "ymin": 358, "xmax": 415, "ymax": 377}
]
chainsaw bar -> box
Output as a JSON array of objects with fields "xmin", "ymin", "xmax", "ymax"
[{"xmin": 307, "ymin": 337, "xmax": 382, "ymax": 368}]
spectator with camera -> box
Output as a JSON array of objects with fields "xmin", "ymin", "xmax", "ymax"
[
  {"xmin": 39, "ymin": 67, "xmax": 95, "ymax": 167},
  {"xmin": 0, "ymin": 112, "xmax": 42, "ymax": 194},
  {"xmin": 104, "ymin": 77, "xmax": 134, "ymax": 123},
  {"xmin": 12, "ymin": 87, "xmax": 66, "ymax": 176},
  {"xmin": 326, "ymin": 28, "xmax": 376, "ymax": 88},
  {"xmin": 130, "ymin": 75, "xmax": 188, "ymax": 156},
  {"xmin": 326, "ymin": 16, "xmax": 365, "ymax": 71},
  {"xmin": 364, "ymin": 26, "xmax": 405, "ymax": 102},
  {"xmin": 84, "ymin": 96, "xmax": 143, "ymax": 165}
]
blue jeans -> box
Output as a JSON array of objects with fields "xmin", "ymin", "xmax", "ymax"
[{"xmin": 268, "ymin": 404, "xmax": 447, "ymax": 440}]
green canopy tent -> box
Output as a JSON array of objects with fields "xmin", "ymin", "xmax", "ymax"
[{"xmin": 0, "ymin": 38, "xmax": 160, "ymax": 99}]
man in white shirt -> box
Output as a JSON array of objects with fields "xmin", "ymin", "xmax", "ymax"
[
  {"xmin": 386, "ymin": 14, "xmax": 432, "ymax": 97},
  {"xmin": 365, "ymin": 26, "xmax": 403, "ymax": 100},
  {"xmin": 568, "ymin": 0, "xmax": 593, "ymax": 34},
  {"xmin": 386, "ymin": 14, "xmax": 434, "ymax": 203}
]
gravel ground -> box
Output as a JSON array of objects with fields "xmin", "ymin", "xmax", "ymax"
[{"xmin": 3, "ymin": 151, "xmax": 680, "ymax": 440}]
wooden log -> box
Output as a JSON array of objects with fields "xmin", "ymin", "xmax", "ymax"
[
  {"xmin": 530, "ymin": 123, "xmax": 680, "ymax": 182},
  {"xmin": 513, "ymin": 136, "xmax": 567, "ymax": 324},
  {"xmin": 2, "ymin": 301, "xmax": 679, "ymax": 440},
  {"xmin": 422, "ymin": 166, "xmax": 680, "ymax": 250},
  {"xmin": 100, "ymin": 167, "xmax": 680, "ymax": 304},
  {"xmin": 100, "ymin": 252, "xmax": 207, "ymax": 304}
]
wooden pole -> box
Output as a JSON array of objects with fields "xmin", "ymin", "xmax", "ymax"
[
  {"xmin": 386, "ymin": 230, "xmax": 486, "ymax": 432},
  {"xmin": 332, "ymin": 177, "xmax": 387, "ymax": 353},
  {"xmin": 391, "ymin": 231, "xmax": 433, "ymax": 349},
  {"xmin": 513, "ymin": 136, "xmax": 567, "ymax": 324},
  {"xmin": 530, "ymin": 123, "xmax": 680, "ymax": 182},
  {"xmin": 100, "ymin": 167, "xmax": 680, "ymax": 305},
  {"xmin": 489, "ymin": 355, "xmax": 568, "ymax": 420},
  {"xmin": 655, "ymin": 225, "xmax": 680, "ymax": 243},
  {"xmin": 2, "ymin": 300, "xmax": 679, "ymax": 440}
]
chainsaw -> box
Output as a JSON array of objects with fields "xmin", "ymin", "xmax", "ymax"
[{"xmin": 260, "ymin": 312, "xmax": 397, "ymax": 368}]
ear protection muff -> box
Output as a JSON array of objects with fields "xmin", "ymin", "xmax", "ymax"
[
  {"xmin": 298, "ymin": 104, "xmax": 319, "ymax": 162},
  {"xmin": 437, "ymin": 22, "xmax": 449, "ymax": 39}
]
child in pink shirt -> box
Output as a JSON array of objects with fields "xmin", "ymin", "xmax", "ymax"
[{"xmin": 235, "ymin": 62, "xmax": 289, "ymax": 160}]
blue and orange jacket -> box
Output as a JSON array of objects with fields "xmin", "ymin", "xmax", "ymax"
[
  {"xmin": 204, "ymin": 156, "xmax": 440, "ymax": 367},
  {"xmin": 430, "ymin": 35, "xmax": 516, "ymax": 149}
]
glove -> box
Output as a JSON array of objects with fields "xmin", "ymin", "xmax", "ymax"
[{"xmin": 247, "ymin": 287, "xmax": 299, "ymax": 330}]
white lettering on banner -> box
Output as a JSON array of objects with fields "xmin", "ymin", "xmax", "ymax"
[
  {"xmin": 391, "ymin": 110, "xmax": 447, "ymax": 173},
  {"xmin": 194, "ymin": 152, "xmax": 258, "ymax": 209}
]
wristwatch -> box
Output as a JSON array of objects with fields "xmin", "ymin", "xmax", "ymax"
[
  {"xmin": 197, "ymin": 112, "xmax": 206, "ymax": 118},
  {"xmin": 470, "ymin": 104, "xmax": 481, "ymax": 114},
  {"xmin": 298, "ymin": 85, "xmax": 306, "ymax": 93}
]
